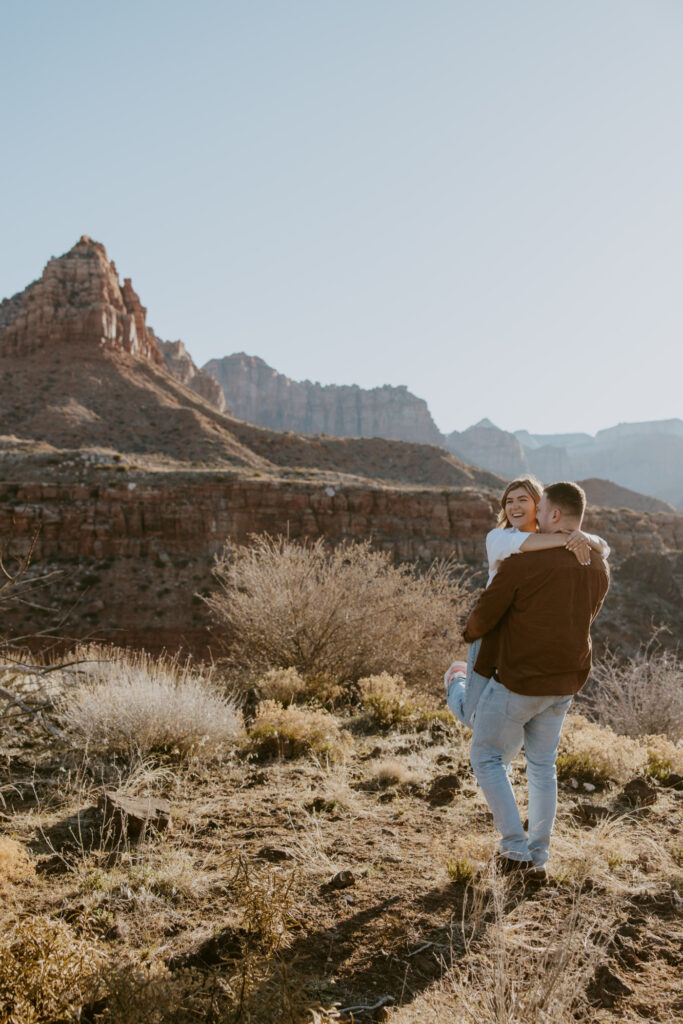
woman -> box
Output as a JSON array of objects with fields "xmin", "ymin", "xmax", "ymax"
[{"xmin": 445, "ymin": 476, "xmax": 609, "ymax": 727}]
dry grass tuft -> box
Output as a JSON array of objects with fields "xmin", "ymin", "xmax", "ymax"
[
  {"xmin": 0, "ymin": 838, "xmax": 34, "ymax": 891},
  {"xmin": 255, "ymin": 666, "xmax": 309, "ymax": 705},
  {"xmin": 557, "ymin": 714, "xmax": 647, "ymax": 785},
  {"xmin": 359, "ymin": 673, "xmax": 415, "ymax": 728},
  {"xmin": 584, "ymin": 646, "xmax": 683, "ymax": 742},
  {"xmin": 57, "ymin": 646, "xmax": 243, "ymax": 761},
  {"xmin": 247, "ymin": 700, "xmax": 352, "ymax": 761},
  {"xmin": 448, "ymin": 877, "xmax": 615, "ymax": 1024},
  {"xmin": 370, "ymin": 757, "xmax": 414, "ymax": 787},
  {"xmin": 206, "ymin": 536, "xmax": 468, "ymax": 691},
  {"xmin": 0, "ymin": 915, "xmax": 106, "ymax": 1023},
  {"xmin": 388, "ymin": 875, "xmax": 614, "ymax": 1024},
  {"xmin": 643, "ymin": 733, "xmax": 683, "ymax": 781}
]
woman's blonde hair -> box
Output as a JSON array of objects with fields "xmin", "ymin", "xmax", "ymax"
[{"xmin": 496, "ymin": 475, "xmax": 544, "ymax": 529}]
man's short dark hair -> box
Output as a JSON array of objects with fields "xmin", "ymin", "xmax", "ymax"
[{"xmin": 543, "ymin": 481, "xmax": 586, "ymax": 519}]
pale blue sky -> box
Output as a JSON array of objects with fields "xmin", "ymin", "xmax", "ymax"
[{"xmin": 2, "ymin": 0, "xmax": 682, "ymax": 436}]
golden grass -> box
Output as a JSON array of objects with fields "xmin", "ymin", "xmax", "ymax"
[
  {"xmin": 255, "ymin": 666, "xmax": 310, "ymax": 705},
  {"xmin": 0, "ymin": 838, "xmax": 34, "ymax": 892},
  {"xmin": 358, "ymin": 673, "xmax": 415, "ymax": 728},
  {"xmin": 247, "ymin": 700, "xmax": 352, "ymax": 761},
  {"xmin": 0, "ymin": 916, "xmax": 106, "ymax": 1024},
  {"xmin": 387, "ymin": 875, "xmax": 615, "ymax": 1024},
  {"xmin": 557, "ymin": 714, "xmax": 647, "ymax": 785},
  {"xmin": 2, "ymin": 639, "xmax": 681, "ymax": 1024}
]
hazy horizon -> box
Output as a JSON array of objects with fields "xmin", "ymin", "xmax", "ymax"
[{"xmin": 2, "ymin": 1, "xmax": 682, "ymax": 436}]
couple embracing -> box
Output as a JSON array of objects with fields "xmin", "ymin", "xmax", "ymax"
[{"xmin": 446, "ymin": 477, "xmax": 610, "ymax": 883}]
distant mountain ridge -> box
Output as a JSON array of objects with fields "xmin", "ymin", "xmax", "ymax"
[
  {"xmin": 201, "ymin": 356, "xmax": 683, "ymax": 511},
  {"xmin": 446, "ymin": 418, "xmax": 683, "ymax": 510},
  {"xmin": 203, "ymin": 352, "xmax": 443, "ymax": 445},
  {"xmin": 2, "ymin": 236, "xmax": 678, "ymax": 512}
]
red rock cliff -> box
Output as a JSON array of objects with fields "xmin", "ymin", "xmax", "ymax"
[{"xmin": 0, "ymin": 236, "xmax": 162, "ymax": 364}]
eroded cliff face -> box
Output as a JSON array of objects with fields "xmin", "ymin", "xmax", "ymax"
[
  {"xmin": 158, "ymin": 338, "xmax": 227, "ymax": 412},
  {"xmin": 0, "ymin": 236, "xmax": 162, "ymax": 364},
  {"xmin": 203, "ymin": 353, "xmax": 445, "ymax": 445},
  {"xmin": 1, "ymin": 459, "xmax": 682, "ymax": 656},
  {"xmin": 446, "ymin": 419, "xmax": 530, "ymax": 479}
]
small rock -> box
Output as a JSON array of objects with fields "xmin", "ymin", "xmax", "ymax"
[
  {"xmin": 662, "ymin": 772, "xmax": 683, "ymax": 791},
  {"xmin": 326, "ymin": 869, "xmax": 356, "ymax": 890},
  {"xmin": 98, "ymin": 791, "xmax": 172, "ymax": 841},
  {"xmin": 583, "ymin": 782, "xmax": 596, "ymax": 792},
  {"xmin": 256, "ymin": 845, "xmax": 296, "ymax": 862},
  {"xmin": 306, "ymin": 796, "xmax": 337, "ymax": 814},
  {"xmin": 623, "ymin": 777, "xmax": 657, "ymax": 807},
  {"xmin": 427, "ymin": 774, "xmax": 461, "ymax": 806},
  {"xmin": 569, "ymin": 778, "xmax": 579, "ymax": 789}
]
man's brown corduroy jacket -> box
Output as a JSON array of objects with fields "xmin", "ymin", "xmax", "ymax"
[{"xmin": 463, "ymin": 546, "xmax": 610, "ymax": 696}]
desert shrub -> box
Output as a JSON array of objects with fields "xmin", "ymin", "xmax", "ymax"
[
  {"xmin": 358, "ymin": 673, "xmax": 415, "ymax": 727},
  {"xmin": 205, "ymin": 536, "xmax": 468, "ymax": 692},
  {"xmin": 557, "ymin": 714, "xmax": 647, "ymax": 785},
  {"xmin": 247, "ymin": 700, "xmax": 351, "ymax": 761},
  {"xmin": 643, "ymin": 733, "xmax": 683, "ymax": 781},
  {"xmin": 58, "ymin": 647, "xmax": 243, "ymax": 760},
  {"xmin": 583, "ymin": 647, "xmax": 683, "ymax": 742},
  {"xmin": 255, "ymin": 666, "xmax": 309, "ymax": 705},
  {"xmin": 0, "ymin": 915, "xmax": 105, "ymax": 1023}
]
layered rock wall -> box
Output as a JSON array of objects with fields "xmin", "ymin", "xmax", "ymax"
[
  {"xmin": 2, "ymin": 472, "xmax": 681, "ymax": 654},
  {"xmin": 203, "ymin": 353, "xmax": 444, "ymax": 445}
]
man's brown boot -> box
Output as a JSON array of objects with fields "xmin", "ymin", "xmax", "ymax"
[{"xmin": 494, "ymin": 854, "xmax": 534, "ymax": 874}]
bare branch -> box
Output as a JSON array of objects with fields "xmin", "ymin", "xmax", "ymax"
[
  {"xmin": 0, "ymin": 684, "xmax": 65, "ymax": 740},
  {"xmin": 0, "ymin": 526, "xmax": 41, "ymax": 593}
]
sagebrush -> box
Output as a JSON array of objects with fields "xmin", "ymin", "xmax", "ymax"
[
  {"xmin": 206, "ymin": 536, "xmax": 469, "ymax": 691},
  {"xmin": 583, "ymin": 646, "xmax": 683, "ymax": 742},
  {"xmin": 58, "ymin": 646, "xmax": 243, "ymax": 760}
]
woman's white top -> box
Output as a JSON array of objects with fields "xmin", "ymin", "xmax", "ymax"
[{"xmin": 485, "ymin": 528, "xmax": 610, "ymax": 587}]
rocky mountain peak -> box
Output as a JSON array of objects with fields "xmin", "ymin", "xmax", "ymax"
[{"xmin": 0, "ymin": 235, "xmax": 161, "ymax": 364}]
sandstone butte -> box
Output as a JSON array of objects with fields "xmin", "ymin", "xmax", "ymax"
[{"xmin": 0, "ymin": 236, "xmax": 681, "ymax": 656}]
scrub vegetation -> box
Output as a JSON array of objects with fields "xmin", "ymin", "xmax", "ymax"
[{"xmin": 1, "ymin": 537, "xmax": 681, "ymax": 1023}]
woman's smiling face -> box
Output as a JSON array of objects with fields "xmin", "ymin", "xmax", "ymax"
[{"xmin": 504, "ymin": 486, "xmax": 538, "ymax": 532}]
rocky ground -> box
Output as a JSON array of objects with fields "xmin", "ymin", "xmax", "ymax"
[{"xmin": 1, "ymin": 676, "xmax": 681, "ymax": 1023}]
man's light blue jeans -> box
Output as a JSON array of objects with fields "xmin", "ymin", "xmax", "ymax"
[{"xmin": 470, "ymin": 678, "xmax": 573, "ymax": 868}]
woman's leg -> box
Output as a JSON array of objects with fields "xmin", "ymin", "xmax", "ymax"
[{"xmin": 445, "ymin": 638, "xmax": 487, "ymax": 728}]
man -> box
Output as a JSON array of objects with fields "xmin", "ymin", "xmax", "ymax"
[{"xmin": 463, "ymin": 481, "xmax": 609, "ymax": 882}]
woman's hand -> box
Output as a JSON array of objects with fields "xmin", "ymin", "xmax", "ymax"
[{"xmin": 564, "ymin": 529, "xmax": 591, "ymax": 566}]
